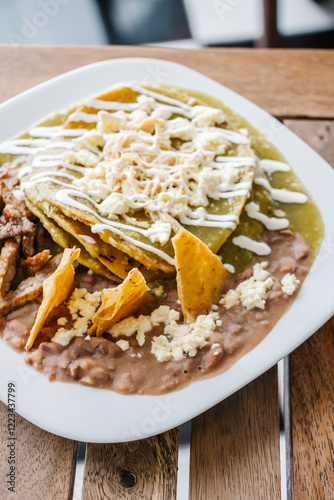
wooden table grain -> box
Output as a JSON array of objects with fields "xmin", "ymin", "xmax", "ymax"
[
  {"xmin": 0, "ymin": 46, "xmax": 333, "ymax": 500},
  {"xmin": 190, "ymin": 367, "xmax": 281, "ymax": 499}
]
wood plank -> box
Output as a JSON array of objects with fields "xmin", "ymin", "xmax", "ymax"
[
  {"xmin": 284, "ymin": 119, "xmax": 334, "ymax": 166},
  {"xmin": 1, "ymin": 46, "xmax": 334, "ymax": 118},
  {"xmin": 0, "ymin": 400, "xmax": 77, "ymax": 500},
  {"xmin": 189, "ymin": 367, "xmax": 281, "ymax": 500},
  {"xmin": 289, "ymin": 322, "xmax": 334, "ymax": 500},
  {"xmin": 284, "ymin": 119, "xmax": 334, "ymax": 500},
  {"xmin": 82, "ymin": 428, "xmax": 179, "ymax": 500}
]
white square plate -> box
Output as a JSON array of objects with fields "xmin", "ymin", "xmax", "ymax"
[{"xmin": 0, "ymin": 58, "xmax": 333, "ymax": 443}]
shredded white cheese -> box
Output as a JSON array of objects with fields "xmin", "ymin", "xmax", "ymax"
[
  {"xmin": 151, "ymin": 285, "xmax": 164, "ymax": 297},
  {"xmin": 220, "ymin": 262, "xmax": 274, "ymax": 310},
  {"xmin": 145, "ymin": 221, "xmax": 172, "ymax": 246},
  {"xmin": 116, "ymin": 339, "xmax": 130, "ymax": 351},
  {"xmin": 61, "ymin": 90, "xmax": 253, "ymax": 244},
  {"xmin": 152, "ymin": 312, "xmax": 219, "ymax": 362},
  {"xmin": 151, "ymin": 305, "xmax": 180, "ymax": 325},
  {"xmin": 108, "ymin": 304, "xmax": 219, "ymax": 362},
  {"xmin": 51, "ymin": 288, "xmax": 101, "ymax": 346},
  {"xmin": 108, "ymin": 305, "xmax": 180, "ymax": 347},
  {"xmin": 281, "ymin": 273, "xmax": 300, "ymax": 295}
]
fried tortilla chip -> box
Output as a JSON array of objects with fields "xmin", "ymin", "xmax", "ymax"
[
  {"xmin": 25, "ymin": 247, "xmax": 80, "ymax": 350},
  {"xmin": 25, "ymin": 198, "xmax": 120, "ymax": 281},
  {"xmin": 172, "ymin": 228, "xmax": 228, "ymax": 323},
  {"xmin": 40, "ymin": 205, "xmax": 149, "ymax": 280},
  {"xmin": 188, "ymin": 148, "xmax": 254, "ymax": 254},
  {"xmin": 90, "ymin": 268, "xmax": 149, "ymax": 337},
  {"xmin": 21, "ymin": 85, "xmax": 255, "ymax": 274},
  {"xmin": 23, "ymin": 160, "xmax": 253, "ymax": 272}
]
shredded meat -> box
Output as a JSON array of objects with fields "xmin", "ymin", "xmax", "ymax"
[
  {"xmin": 21, "ymin": 249, "xmax": 51, "ymax": 276},
  {"xmin": 0, "ymin": 222, "xmax": 31, "ymax": 240},
  {"xmin": 0, "ymin": 204, "xmax": 35, "ymax": 256},
  {"xmin": 0, "ymin": 253, "xmax": 62, "ymax": 317},
  {"xmin": 0, "ymin": 167, "xmax": 33, "ymax": 219},
  {"xmin": 21, "ymin": 234, "xmax": 35, "ymax": 257},
  {"xmin": 0, "ymin": 164, "xmax": 65, "ymax": 317},
  {"xmin": 0, "ymin": 238, "xmax": 20, "ymax": 296},
  {"xmin": 35, "ymin": 224, "xmax": 55, "ymax": 253}
]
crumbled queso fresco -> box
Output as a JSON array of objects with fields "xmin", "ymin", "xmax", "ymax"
[
  {"xmin": 115, "ymin": 339, "xmax": 130, "ymax": 351},
  {"xmin": 51, "ymin": 265, "xmax": 300, "ymax": 361},
  {"xmin": 281, "ymin": 273, "xmax": 300, "ymax": 295},
  {"xmin": 151, "ymin": 312, "xmax": 219, "ymax": 362},
  {"xmin": 109, "ymin": 305, "xmax": 219, "ymax": 362},
  {"xmin": 52, "ymin": 288, "xmax": 101, "ymax": 346},
  {"xmin": 220, "ymin": 262, "xmax": 273, "ymax": 310}
]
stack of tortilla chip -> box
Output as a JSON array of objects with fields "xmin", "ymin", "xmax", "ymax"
[{"xmin": 22, "ymin": 87, "xmax": 255, "ymax": 281}]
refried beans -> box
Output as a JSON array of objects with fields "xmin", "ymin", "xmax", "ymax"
[{"xmin": 0, "ymin": 230, "xmax": 310, "ymax": 395}]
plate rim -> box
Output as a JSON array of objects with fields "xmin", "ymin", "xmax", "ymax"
[{"xmin": 0, "ymin": 57, "xmax": 334, "ymax": 443}]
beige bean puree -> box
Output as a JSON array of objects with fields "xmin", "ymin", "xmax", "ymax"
[
  {"xmin": 1, "ymin": 230, "xmax": 309, "ymax": 394},
  {"xmin": 0, "ymin": 83, "xmax": 321, "ymax": 395}
]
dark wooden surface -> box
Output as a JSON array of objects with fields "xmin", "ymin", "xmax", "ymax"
[
  {"xmin": 0, "ymin": 401, "xmax": 77, "ymax": 500},
  {"xmin": 0, "ymin": 46, "xmax": 333, "ymax": 500},
  {"xmin": 1, "ymin": 46, "xmax": 334, "ymax": 118},
  {"xmin": 284, "ymin": 119, "xmax": 334, "ymax": 500},
  {"xmin": 82, "ymin": 430, "xmax": 179, "ymax": 500},
  {"xmin": 290, "ymin": 322, "xmax": 334, "ymax": 500},
  {"xmin": 189, "ymin": 367, "xmax": 281, "ymax": 500}
]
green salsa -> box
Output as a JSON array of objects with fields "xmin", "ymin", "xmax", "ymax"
[
  {"xmin": 175, "ymin": 87, "xmax": 323, "ymax": 272},
  {"xmin": 0, "ymin": 85, "xmax": 324, "ymax": 277}
]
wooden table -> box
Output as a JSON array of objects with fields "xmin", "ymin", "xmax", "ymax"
[{"xmin": 0, "ymin": 46, "xmax": 333, "ymax": 500}]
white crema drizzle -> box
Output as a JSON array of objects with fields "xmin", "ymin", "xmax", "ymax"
[
  {"xmin": 245, "ymin": 202, "xmax": 289, "ymax": 230},
  {"xmin": 232, "ymin": 235, "xmax": 271, "ymax": 256},
  {"xmin": 1, "ymin": 84, "xmax": 308, "ymax": 262},
  {"xmin": 254, "ymin": 177, "xmax": 308, "ymax": 204}
]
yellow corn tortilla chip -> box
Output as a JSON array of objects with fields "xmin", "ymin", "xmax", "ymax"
[
  {"xmin": 22, "ymin": 86, "xmax": 254, "ymax": 274},
  {"xmin": 90, "ymin": 268, "xmax": 149, "ymax": 337},
  {"xmin": 25, "ymin": 198, "xmax": 119, "ymax": 280},
  {"xmin": 25, "ymin": 248, "xmax": 80, "ymax": 350},
  {"xmin": 172, "ymin": 228, "xmax": 228, "ymax": 323}
]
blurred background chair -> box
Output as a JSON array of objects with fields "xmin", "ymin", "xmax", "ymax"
[
  {"xmin": 94, "ymin": 0, "xmax": 334, "ymax": 48},
  {"xmin": 94, "ymin": 0, "xmax": 191, "ymax": 45},
  {"xmin": 1, "ymin": 0, "xmax": 334, "ymax": 48}
]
